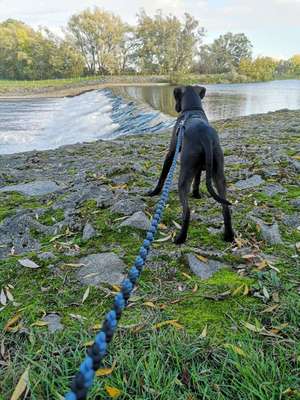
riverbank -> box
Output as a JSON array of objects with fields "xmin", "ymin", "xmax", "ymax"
[
  {"xmin": 1, "ymin": 74, "xmax": 299, "ymax": 98},
  {"xmin": 0, "ymin": 110, "xmax": 299, "ymax": 398}
]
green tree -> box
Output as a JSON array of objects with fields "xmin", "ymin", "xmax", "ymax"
[
  {"xmin": 198, "ymin": 32, "xmax": 252, "ymax": 73},
  {"xmin": 135, "ymin": 10, "xmax": 203, "ymax": 74},
  {"xmin": 239, "ymin": 56, "xmax": 278, "ymax": 81},
  {"xmin": 67, "ymin": 7, "xmax": 130, "ymax": 75}
]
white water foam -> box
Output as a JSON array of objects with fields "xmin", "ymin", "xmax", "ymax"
[{"xmin": 0, "ymin": 90, "xmax": 118, "ymax": 154}]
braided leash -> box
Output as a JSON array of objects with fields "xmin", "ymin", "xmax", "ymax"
[{"xmin": 65, "ymin": 119, "xmax": 185, "ymax": 400}]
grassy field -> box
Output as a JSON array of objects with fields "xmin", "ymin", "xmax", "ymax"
[
  {"xmin": 0, "ymin": 110, "xmax": 299, "ymax": 399},
  {"xmin": 1, "ymin": 74, "xmax": 299, "ymax": 97}
]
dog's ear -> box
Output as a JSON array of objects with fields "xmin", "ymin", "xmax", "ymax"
[
  {"xmin": 194, "ymin": 85, "xmax": 206, "ymax": 99},
  {"xmin": 173, "ymin": 87, "xmax": 184, "ymax": 113}
]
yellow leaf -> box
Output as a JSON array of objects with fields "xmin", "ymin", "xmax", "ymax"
[
  {"xmin": 154, "ymin": 319, "xmax": 179, "ymax": 329},
  {"xmin": 181, "ymin": 272, "xmax": 192, "ymax": 280},
  {"xmin": 232, "ymin": 285, "xmax": 244, "ymax": 296},
  {"xmin": 143, "ymin": 301, "xmax": 156, "ymax": 308},
  {"xmin": 105, "ymin": 385, "xmax": 122, "ymax": 398},
  {"xmin": 243, "ymin": 285, "xmax": 249, "ymax": 296},
  {"xmin": 96, "ymin": 360, "xmax": 116, "ymax": 377},
  {"xmin": 111, "ymin": 285, "xmax": 121, "ymax": 292},
  {"xmin": 168, "ymin": 320, "xmax": 184, "ymax": 330},
  {"xmin": 31, "ymin": 320, "xmax": 48, "ymax": 327},
  {"xmin": 10, "ymin": 366, "xmax": 30, "ymax": 400},
  {"xmin": 200, "ymin": 325, "xmax": 207, "ymax": 338},
  {"xmin": 84, "ymin": 341, "xmax": 94, "ymax": 347},
  {"xmin": 4, "ymin": 314, "xmax": 21, "ymax": 332},
  {"xmin": 158, "ymin": 223, "xmax": 168, "ymax": 230},
  {"xmin": 196, "ymin": 254, "xmax": 208, "ymax": 263},
  {"xmin": 224, "ymin": 343, "xmax": 246, "ymax": 357},
  {"xmin": 192, "ymin": 284, "xmax": 198, "ymax": 293}
]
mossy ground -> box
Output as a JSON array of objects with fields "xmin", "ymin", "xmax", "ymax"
[{"xmin": 0, "ymin": 110, "xmax": 299, "ymax": 399}]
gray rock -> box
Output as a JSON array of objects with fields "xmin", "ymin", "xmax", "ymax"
[
  {"xmin": 235, "ymin": 175, "xmax": 264, "ymax": 190},
  {"xmin": 111, "ymin": 198, "xmax": 145, "ymax": 215},
  {"xmin": 290, "ymin": 199, "xmax": 300, "ymax": 209},
  {"xmin": 120, "ymin": 211, "xmax": 151, "ymax": 231},
  {"xmin": 37, "ymin": 252, "xmax": 56, "ymax": 261},
  {"xmin": 282, "ymin": 213, "xmax": 300, "ymax": 228},
  {"xmin": 76, "ymin": 253, "xmax": 125, "ymax": 286},
  {"xmin": 0, "ymin": 180, "xmax": 63, "ymax": 196},
  {"xmin": 251, "ymin": 217, "xmax": 283, "ymax": 244},
  {"xmin": 96, "ymin": 187, "xmax": 114, "ymax": 208},
  {"xmin": 262, "ymin": 184, "xmax": 287, "ymax": 197},
  {"xmin": 185, "ymin": 254, "xmax": 226, "ymax": 280},
  {"xmin": 111, "ymin": 174, "xmax": 132, "ymax": 185},
  {"xmin": 82, "ymin": 222, "xmax": 96, "ymax": 241},
  {"xmin": 43, "ymin": 313, "xmax": 64, "ymax": 333}
]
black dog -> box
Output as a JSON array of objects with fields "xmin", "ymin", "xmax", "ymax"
[{"xmin": 148, "ymin": 85, "xmax": 234, "ymax": 244}]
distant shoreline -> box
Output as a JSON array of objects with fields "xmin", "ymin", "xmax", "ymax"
[{"xmin": 1, "ymin": 75, "xmax": 299, "ymax": 99}]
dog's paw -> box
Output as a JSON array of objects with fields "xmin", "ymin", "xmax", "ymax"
[
  {"xmin": 174, "ymin": 233, "xmax": 187, "ymax": 245},
  {"xmin": 192, "ymin": 191, "xmax": 202, "ymax": 199},
  {"xmin": 224, "ymin": 230, "xmax": 235, "ymax": 242}
]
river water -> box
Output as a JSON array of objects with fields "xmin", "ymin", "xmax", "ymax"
[{"xmin": 0, "ymin": 79, "xmax": 299, "ymax": 154}]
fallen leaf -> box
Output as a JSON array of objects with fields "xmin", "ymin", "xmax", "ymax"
[
  {"xmin": 5, "ymin": 287, "xmax": 14, "ymax": 302},
  {"xmin": 154, "ymin": 234, "xmax": 172, "ymax": 242},
  {"xmin": 10, "ymin": 366, "xmax": 30, "ymax": 400},
  {"xmin": 262, "ymin": 286, "xmax": 270, "ymax": 300},
  {"xmin": 200, "ymin": 325, "xmax": 207, "ymax": 338},
  {"xmin": 172, "ymin": 220, "xmax": 182, "ymax": 230},
  {"xmin": 18, "ymin": 259, "xmax": 41, "ymax": 269},
  {"xmin": 4, "ymin": 314, "xmax": 22, "ymax": 332},
  {"xmin": 243, "ymin": 285, "xmax": 249, "ymax": 296},
  {"xmin": 31, "ymin": 320, "xmax": 48, "ymax": 327},
  {"xmin": 242, "ymin": 321, "xmax": 261, "ymax": 333},
  {"xmin": 158, "ymin": 223, "xmax": 168, "ymax": 230},
  {"xmin": 196, "ymin": 254, "xmax": 208, "ymax": 263},
  {"xmin": 154, "ymin": 319, "xmax": 180, "ymax": 329},
  {"xmin": 105, "ymin": 385, "xmax": 122, "ymax": 398},
  {"xmin": 143, "ymin": 301, "xmax": 156, "ymax": 308},
  {"xmin": 232, "ymin": 285, "xmax": 244, "ymax": 296},
  {"xmin": 224, "ymin": 343, "xmax": 246, "ymax": 357},
  {"xmin": 111, "ymin": 285, "xmax": 121, "ymax": 292},
  {"xmin": 192, "ymin": 284, "xmax": 198, "ymax": 293},
  {"xmin": 262, "ymin": 304, "xmax": 279, "ymax": 313},
  {"xmin": 96, "ymin": 360, "xmax": 116, "ymax": 377},
  {"xmin": 181, "ymin": 272, "xmax": 192, "ymax": 280},
  {"xmin": 0, "ymin": 289, "xmax": 7, "ymax": 306},
  {"xmin": 82, "ymin": 287, "xmax": 90, "ymax": 304}
]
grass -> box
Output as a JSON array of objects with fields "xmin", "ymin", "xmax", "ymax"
[{"xmin": 0, "ymin": 111, "xmax": 300, "ymax": 398}]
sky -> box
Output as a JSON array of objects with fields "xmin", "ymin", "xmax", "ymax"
[{"xmin": 0, "ymin": 0, "xmax": 299, "ymax": 59}]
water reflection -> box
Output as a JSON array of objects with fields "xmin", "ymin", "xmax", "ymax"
[{"xmin": 112, "ymin": 79, "xmax": 300, "ymax": 120}]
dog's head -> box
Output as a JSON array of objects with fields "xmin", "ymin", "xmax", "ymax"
[{"xmin": 173, "ymin": 85, "xmax": 206, "ymax": 113}]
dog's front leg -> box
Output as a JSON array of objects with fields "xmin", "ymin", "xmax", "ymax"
[
  {"xmin": 147, "ymin": 128, "xmax": 178, "ymax": 197},
  {"xmin": 147, "ymin": 149, "xmax": 175, "ymax": 196}
]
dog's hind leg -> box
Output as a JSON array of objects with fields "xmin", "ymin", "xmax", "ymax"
[
  {"xmin": 213, "ymin": 166, "xmax": 235, "ymax": 242},
  {"xmin": 174, "ymin": 167, "xmax": 194, "ymax": 245},
  {"xmin": 192, "ymin": 169, "xmax": 202, "ymax": 198}
]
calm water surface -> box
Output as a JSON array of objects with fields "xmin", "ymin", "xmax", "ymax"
[
  {"xmin": 0, "ymin": 79, "xmax": 299, "ymax": 154},
  {"xmin": 112, "ymin": 79, "xmax": 300, "ymax": 119}
]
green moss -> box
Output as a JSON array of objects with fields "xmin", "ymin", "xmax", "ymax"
[{"xmin": 0, "ymin": 192, "xmax": 40, "ymax": 222}]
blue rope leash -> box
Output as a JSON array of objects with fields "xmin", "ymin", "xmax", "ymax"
[{"xmin": 65, "ymin": 120, "xmax": 185, "ymax": 400}]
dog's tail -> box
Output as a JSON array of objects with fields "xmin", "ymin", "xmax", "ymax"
[{"xmin": 202, "ymin": 138, "xmax": 231, "ymax": 206}]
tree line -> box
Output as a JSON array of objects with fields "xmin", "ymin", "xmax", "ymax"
[{"xmin": 0, "ymin": 8, "xmax": 299, "ymax": 81}]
